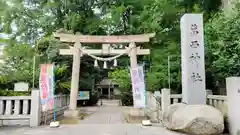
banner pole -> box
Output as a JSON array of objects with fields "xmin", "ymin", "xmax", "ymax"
[
  {"xmin": 32, "ymin": 55, "xmax": 35, "ymax": 88},
  {"xmin": 142, "ymin": 63, "xmax": 147, "ymax": 107},
  {"xmin": 49, "ymin": 63, "xmax": 60, "ymax": 128},
  {"xmin": 141, "ymin": 63, "xmax": 152, "ymax": 126},
  {"xmin": 53, "ymin": 64, "xmax": 57, "ymax": 122}
]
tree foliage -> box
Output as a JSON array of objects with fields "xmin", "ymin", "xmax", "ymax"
[
  {"xmin": 109, "ymin": 68, "xmax": 131, "ymax": 91},
  {"xmin": 0, "ymin": 0, "xmax": 105, "ymax": 93},
  {"xmin": 205, "ymin": 6, "xmax": 240, "ymax": 87},
  {"xmin": 108, "ymin": 0, "xmax": 223, "ymax": 93}
]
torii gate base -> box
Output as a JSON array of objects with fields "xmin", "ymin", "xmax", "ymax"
[{"xmin": 54, "ymin": 33, "xmax": 155, "ymax": 118}]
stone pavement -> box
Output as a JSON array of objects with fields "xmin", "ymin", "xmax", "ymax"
[
  {"xmin": 0, "ymin": 124, "xmax": 186, "ymax": 135},
  {"xmin": 0, "ymin": 100, "xmax": 186, "ymax": 135}
]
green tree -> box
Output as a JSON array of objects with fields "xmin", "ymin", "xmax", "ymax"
[
  {"xmin": 0, "ymin": 0, "xmax": 106, "ymax": 92},
  {"xmin": 105, "ymin": 0, "xmax": 222, "ymax": 93},
  {"xmin": 205, "ymin": 6, "xmax": 240, "ymax": 91},
  {"xmin": 0, "ymin": 43, "xmax": 35, "ymax": 81},
  {"xmin": 0, "ymin": 0, "xmax": 224, "ymax": 95},
  {"xmin": 109, "ymin": 68, "xmax": 131, "ymax": 91}
]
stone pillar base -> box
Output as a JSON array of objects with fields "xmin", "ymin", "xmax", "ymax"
[{"xmin": 64, "ymin": 110, "xmax": 79, "ymax": 118}]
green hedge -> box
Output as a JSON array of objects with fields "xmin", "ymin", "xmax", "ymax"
[
  {"xmin": 120, "ymin": 91, "xmax": 133, "ymax": 106},
  {"xmin": 0, "ymin": 90, "xmax": 31, "ymax": 96}
]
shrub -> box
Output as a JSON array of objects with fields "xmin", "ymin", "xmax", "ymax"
[
  {"xmin": 86, "ymin": 90, "xmax": 99, "ymax": 106},
  {"xmin": 120, "ymin": 91, "xmax": 133, "ymax": 106},
  {"xmin": 0, "ymin": 90, "xmax": 31, "ymax": 96}
]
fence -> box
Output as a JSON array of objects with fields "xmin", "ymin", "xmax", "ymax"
[
  {"xmin": 207, "ymin": 95, "xmax": 228, "ymax": 116},
  {"xmin": 0, "ymin": 90, "xmax": 69, "ymax": 127},
  {"xmin": 145, "ymin": 90, "xmax": 228, "ymax": 122},
  {"xmin": 41, "ymin": 95, "xmax": 69, "ymax": 124},
  {"xmin": 168, "ymin": 93, "xmax": 228, "ymax": 115}
]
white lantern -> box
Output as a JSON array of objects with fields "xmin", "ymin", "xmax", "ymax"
[
  {"xmin": 103, "ymin": 61, "xmax": 108, "ymax": 69},
  {"xmin": 113, "ymin": 59, "xmax": 117, "ymax": 67},
  {"xmin": 94, "ymin": 60, "xmax": 98, "ymax": 67}
]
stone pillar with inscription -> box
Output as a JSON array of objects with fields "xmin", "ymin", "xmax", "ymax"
[
  {"xmin": 180, "ymin": 14, "xmax": 206, "ymax": 104},
  {"xmin": 226, "ymin": 77, "xmax": 240, "ymax": 135}
]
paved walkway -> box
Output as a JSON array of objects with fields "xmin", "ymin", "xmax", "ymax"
[
  {"xmin": 0, "ymin": 100, "xmax": 185, "ymax": 135},
  {"xmin": 81, "ymin": 100, "xmax": 124, "ymax": 124},
  {"xmin": 81, "ymin": 106, "xmax": 124, "ymax": 124}
]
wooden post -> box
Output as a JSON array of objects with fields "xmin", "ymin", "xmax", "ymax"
[{"xmin": 108, "ymin": 87, "xmax": 110, "ymax": 100}]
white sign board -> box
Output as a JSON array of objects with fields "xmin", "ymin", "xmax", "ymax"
[
  {"xmin": 226, "ymin": 77, "xmax": 240, "ymax": 135},
  {"xmin": 130, "ymin": 65, "xmax": 146, "ymax": 108},
  {"xmin": 14, "ymin": 82, "xmax": 29, "ymax": 91},
  {"xmin": 180, "ymin": 13, "xmax": 206, "ymax": 104}
]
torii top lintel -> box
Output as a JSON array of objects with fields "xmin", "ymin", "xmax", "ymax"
[{"xmin": 53, "ymin": 33, "xmax": 155, "ymax": 43}]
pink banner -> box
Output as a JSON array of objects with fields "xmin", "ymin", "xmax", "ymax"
[
  {"xmin": 40, "ymin": 64, "xmax": 48, "ymax": 101},
  {"xmin": 39, "ymin": 64, "xmax": 55, "ymax": 111},
  {"xmin": 130, "ymin": 65, "xmax": 146, "ymax": 108}
]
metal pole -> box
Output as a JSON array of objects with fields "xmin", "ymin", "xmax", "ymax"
[
  {"xmin": 53, "ymin": 64, "xmax": 57, "ymax": 121},
  {"xmin": 101, "ymin": 88, "xmax": 103, "ymax": 106},
  {"xmin": 143, "ymin": 63, "xmax": 147, "ymax": 106},
  {"xmin": 32, "ymin": 55, "xmax": 36, "ymax": 88},
  {"xmin": 108, "ymin": 80, "xmax": 111, "ymax": 100},
  {"xmin": 168, "ymin": 56, "xmax": 171, "ymax": 90}
]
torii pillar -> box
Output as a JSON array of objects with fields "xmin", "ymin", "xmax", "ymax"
[
  {"xmin": 129, "ymin": 42, "xmax": 138, "ymax": 69},
  {"xmin": 54, "ymin": 33, "xmax": 155, "ymax": 118},
  {"xmin": 66, "ymin": 42, "xmax": 81, "ymax": 117}
]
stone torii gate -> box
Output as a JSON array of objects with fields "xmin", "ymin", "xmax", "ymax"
[{"xmin": 54, "ymin": 33, "xmax": 155, "ymax": 117}]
